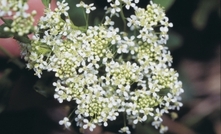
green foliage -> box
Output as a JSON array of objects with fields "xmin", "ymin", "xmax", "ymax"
[
  {"xmin": 13, "ymin": 35, "xmax": 31, "ymax": 44},
  {"xmin": 0, "ymin": 18, "xmax": 31, "ymax": 43},
  {"xmin": 0, "ymin": 19, "xmax": 14, "ymax": 38},
  {"xmin": 158, "ymin": 88, "xmax": 171, "ymax": 96},
  {"xmin": 1, "ymin": 18, "xmax": 13, "ymax": 25},
  {"xmin": 41, "ymin": 0, "xmax": 51, "ymax": 7},
  {"xmin": 136, "ymin": 123, "xmax": 158, "ymax": 134},
  {"xmin": 0, "ymin": 24, "xmax": 13, "ymax": 38},
  {"xmin": 167, "ymin": 31, "xmax": 183, "ymax": 50},
  {"xmin": 63, "ymin": 0, "xmax": 86, "ymax": 26},
  {"xmin": 153, "ymin": 0, "xmax": 175, "ymax": 10},
  {"xmin": 192, "ymin": 0, "xmax": 218, "ymax": 30}
]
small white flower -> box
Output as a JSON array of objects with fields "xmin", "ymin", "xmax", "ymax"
[
  {"xmin": 104, "ymin": 16, "xmax": 114, "ymax": 26},
  {"xmin": 84, "ymin": 3, "xmax": 96, "ymax": 14},
  {"xmin": 122, "ymin": 0, "xmax": 137, "ymax": 9},
  {"xmin": 56, "ymin": 0, "xmax": 70, "ymax": 16},
  {"xmin": 119, "ymin": 126, "xmax": 131, "ymax": 134},
  {"xmin": 160, "ymin": 125, "xmax": 168, "ymax": 134},
  {"xmin": 110, "ymin": 0, "xmax": 121, "ymax": 15},
  {"xmin": 152, "ymin": 120, "xmax": 162, "ymax": 129},
  {"xmin": 154, "ymin": 108, "xmax": 163, "ymax": 121},
  {"xmin": 59, "ymin": 117, "xmax": 71, "ymax": 128},
  {"xmin": 76, "ymin": 1, "xmax": 96, "ymax": 14},
  {"xmin": 134, "ymin": 0, "xmax": 139, "ymax": 3},
  {"xmin": 127, "ymin": 15, "xmax": 140, "ymax": 30},
  {"xmin": 76, "ymin": 1, "xmax": 86, "ymax": 7},
  {"xmin": 83, "ymin": 119, "xmax": 96, "ymax": 131}
]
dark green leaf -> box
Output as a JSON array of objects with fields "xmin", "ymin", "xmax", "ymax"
[
  {"xmin": 158, "ymin": 88, "xmax": 170, "ymax": 96},
  {"xmin": 1, "ymin": 18, "xmax": 13, "ymax": 26},
  {"xmin": 167, "ymin": 31, "xmax": 183, "ymax": 50},
  {"xmin": 0, "ymin": 24, "xmax": 13, "ymax": 38},
  {"xmin": 94, "ymin": 17, "xmax": 101, "ymax": 26},
  {"xmin": 13, "ymin": 35, "xmax": 31, "ymax": 43},
  {"xmin": 41, "ymin": 0, "xmax": 51, "ymax": 7},
  {"xmin": 152, "ymin": 0, "xmax": 175, "ymax": 10}
]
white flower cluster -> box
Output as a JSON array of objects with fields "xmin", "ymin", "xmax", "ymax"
[
  {"xmin": 0, "ymin": 0, "xmax": 36, "ymax": 36},
  {"xmin": 21, "ymin": 0, "xmax": 183, "ymax": 133}
]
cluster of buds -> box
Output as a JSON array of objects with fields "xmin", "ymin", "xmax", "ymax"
[
  {"xmin": 0, "ymin": 0, "xmax": 36, "ymax": 36},
  {"xmin": 19, "ymin": 0, "xmax": 183, "ymax": 133}
]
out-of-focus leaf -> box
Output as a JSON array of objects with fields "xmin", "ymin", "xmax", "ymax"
[
  {"xmin": 1, "ymin": 18, "xmax": 13, "ymax": 25},
  {"xmin": 33, "ymin": 72, "xmax": 56, "ymax": 98},
  {"xmin": 152, "ymin": 0, "xmax": 175, "ymax": 10},
  {"xmin": 158, "ymin": 88, "xmax": 170, "ymax": 96},
  {"xmin": 35, "ymin": 43, "xmax": 51, "ymax": 55},
  {"xmin": 64, "ymin": 0, "xmax": 86, "ymax": 26},
  {"xmin": 167, "ymin": 31, "xmax": 183, "ymax": 50},
  {"xmin": 136, "ymin": 123, "xmax": 158, "ymax": 134},
  {"xmin": 192, "ymin": 0, "xmax": 218, "ymax": 30},
  {"xmin": 0, "ymin": 18, "xmax": 31, "ymax": 43},
  {"xmin": 34, "ymin": 83, "xmax": 55, "ymax": 98},
  {"xmin": 0, "ymin": 24, "xmax": 13, "ymax": 38},
  {"xmin": 13, "ymin": 35, "xmax": 31, "ymax": 43},
  {"xmin": 94, "ymin": 17, "xmax": 101, "ymax": 26},
  {"xmin": 41, "ymin": 0, "xmax": 51, "ymax": 7}
]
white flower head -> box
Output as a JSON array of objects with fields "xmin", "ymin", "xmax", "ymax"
[
  {"xmin": 104, "ymin": 16, "xmax": 115, "ymax": 26},
  {"xmin": 59, "ymin": 117, "xmax": 71, "ymax": 129},
  {"xmin": 76, "ymin": 1, "xmax": 96, "ymax": 14},
  {"xmin": 119, "ymin": 126, "xmax": 131, "ymax": 134},
  {"xmin": 122, "ymin": 0, "xmax": 138, "ymax": 10},
  {"xmin": 18, "ymin": 1, "xmax": 183, "ymax": 134},
  {"xmin": 108, "ymin": 0, "xmax": 121, "ymax": 16},
  {"xmin": 127, "ymin": 15, "xmax": 140, "ymax": 30}
]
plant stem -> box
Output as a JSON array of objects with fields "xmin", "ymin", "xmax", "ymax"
[
  {"xmin": 82, "ymin": 9, "xmax": 88, "ymax": 28},
  {"xmin": 120, "ymin": 4, "xmax": 127, "ymax": 32},
  {"xmin": 86, "ymin": 14, "xmax": 89, "ymax": 28}
]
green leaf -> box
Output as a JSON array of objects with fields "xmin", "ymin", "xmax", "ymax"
[
  {"xmin": 192, "ymin": 0, "xmax": 217, "ymax": 30},
  {"xmin": 167, "ymin": 31, "xmax": 183, "ymax": 50},
  {"xmin": 152, "ymin": 0, "xmax": 175, "ymax": 10},
  {"xmin": 13, "ymin": 35, "xmax": 31, "ymax": 43},
  {"xmin": 136, "ymin": 122, "xmax": 159, "ymax": 134},
  {"xmin": 94, "ymin": 17, "xmax": 101, "ymax": 26},
  {"xmin": 0, "ymin": 24, "xmax": 13, "ymax": 38},
  {"xmin": 41, "ymin": 0, "xmax": 51, "ymax": 7},
  {"xmin": 0, "ymin": 18, "xmax": 14, "ymax": 38},
  {"xmin": 0, "ymin": 18, "xmax": 33, "ymax": 39},
  {"xmin": 158, "ymin": 88, "xmax": 170, "ymax": 96},
  {"xmin": 1, "ymin": 18, "xmax": 13, "ymax": 25}
]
